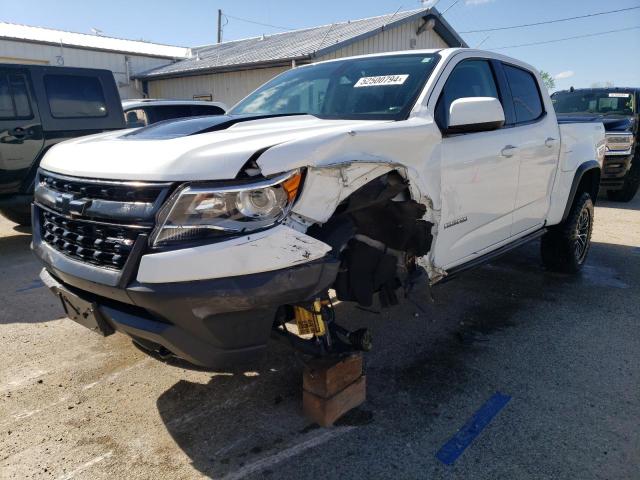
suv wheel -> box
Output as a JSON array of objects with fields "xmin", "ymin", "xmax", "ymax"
[
  {"xmin": 541, "ymin": 192, "xmax": 594, "ymax": 273},
  {"xmin": 606, "ymin": 158, "xmax": 640, "ymax": 202}
]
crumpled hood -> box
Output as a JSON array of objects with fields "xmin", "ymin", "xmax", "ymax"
[{"xmin": 40, "ymin": 115, "xmax": 389, "ymax": 181}]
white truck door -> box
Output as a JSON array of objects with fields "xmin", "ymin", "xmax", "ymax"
[
  {"xmin": 502, "ymin": 63, "xmax": 560, "ymax": 235},
  {"xmin": 431, "ymin": 59, "xmax": 520, "ymax": 269}
]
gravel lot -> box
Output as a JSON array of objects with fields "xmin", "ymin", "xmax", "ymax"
[{"xmin": 1, "ymin": 195, "xmax": 639, "ymax": 480}]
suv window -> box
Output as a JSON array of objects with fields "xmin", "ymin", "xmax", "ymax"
[
  {"xmin": 436, "ymin": 59, "xmax": 499, "ymax": 129},
  {"xmin": 44, "ymin": 75, "xmax": 107, "ymax": 118},
  {"xmin": 125, "ymin": 108, "xmax": 148, "ymax": 127},
  {"xmin": 149, "ymin": 105, "xmax": 194, "ymax": 122},
  {"xmin": 0, "ymin": 74, "xmax": 33, "ymax": 119},
  {"xmin": 191, "ymin": 105, "xmax": 225, "ymax": 116},
  {"xmin": 503, "ymin": 64, "xmax": 544, "ymax": 123}
]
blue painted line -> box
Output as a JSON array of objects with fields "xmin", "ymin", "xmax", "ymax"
[{"xmin": 436, "ymin": 392, "xmax": 511, "ymax": 465}]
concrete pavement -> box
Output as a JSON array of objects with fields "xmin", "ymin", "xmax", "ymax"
[{"xmin": 1, "ymin": 195, "xmax": 638, "ymax": 479}]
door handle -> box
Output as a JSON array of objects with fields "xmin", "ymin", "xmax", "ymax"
[
  {"xmin": 545, "ymin": 137, "xmax": 557, "ymax": 148},
  {"xmin": 500, "ymin": 145, "xmax": 518, "ymax": 158}
]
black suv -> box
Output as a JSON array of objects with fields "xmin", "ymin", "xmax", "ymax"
[
  {"xmin": 553, "ymin": 87, "xmax": 639, "ymax": 202},
  {"xmin": 0, "ymin": 64, "xmax": 124, "ymax": 225}
]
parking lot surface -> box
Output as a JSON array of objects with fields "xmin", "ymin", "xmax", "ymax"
[{"xmin": 1, "ymin": 195, "xmax": 639, "ymax": 480}]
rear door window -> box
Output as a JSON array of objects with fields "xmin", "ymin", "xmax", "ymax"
[
  {"xmin": 0, "ymin": 74, "xmax": 33, "ymax": 119},
  {"xmin": 503, "ymin": 64, "xmax": 544, "ymax": 124},
  {"xmin": 44, "ymin": 75, "xmax": 107, "ymax": 118}
]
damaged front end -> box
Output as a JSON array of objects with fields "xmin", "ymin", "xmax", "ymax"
[{"xmin": 272, "ymin": 168, "xmax": 435, "ymax": 357}]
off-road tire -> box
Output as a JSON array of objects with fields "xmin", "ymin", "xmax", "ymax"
[
  {"xmin": 606, "ymin": 157, "xmax": 640, "ymax": 202},
  {"xmin": 0, "ymin": 204, "xmax": 32, "ymax": 226},
  {"xmin": 541, "ymin": 192, "xmax": 594, "ymax": 273}
]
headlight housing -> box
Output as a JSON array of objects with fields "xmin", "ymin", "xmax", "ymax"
[
  {"xmin": 151, "ymin": 170, "xmax": 302, "ymax": 247},
  {"xmin": 605, "ymin": 133, "xmax": 634, "ymax": 155}
]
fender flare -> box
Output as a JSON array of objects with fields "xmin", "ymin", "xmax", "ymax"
[{"xmin": 561, "ymin": 160, "xmax": 600, "ymax": 222}]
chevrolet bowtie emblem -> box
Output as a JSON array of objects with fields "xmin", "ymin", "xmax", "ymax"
[{"xmin": 55, "ymin": 193, "xmax": 92, "ymax": 215}]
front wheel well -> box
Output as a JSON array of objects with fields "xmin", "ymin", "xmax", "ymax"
[{"xmin": 305, "ymin": 170, "xmax": 433, "ymax": 308}]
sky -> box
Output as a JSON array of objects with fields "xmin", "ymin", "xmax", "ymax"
[{"xmin": 2, "ymin": 0, "xmax": 639, "ymax": 90}]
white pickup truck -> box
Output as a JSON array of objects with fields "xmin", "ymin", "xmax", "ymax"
[{"xmin": 33, "ymin": 49, "xmax": 605, "ymax": 367}]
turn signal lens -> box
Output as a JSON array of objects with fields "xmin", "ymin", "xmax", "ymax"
[{"xmin": 282, "ymin": 171, "xmax": 302, "ymax": 202}]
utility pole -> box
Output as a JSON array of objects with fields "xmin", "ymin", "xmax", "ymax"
[{"xmin": 217, "ymin": 9, "xmax": 222, "ymax": 43}]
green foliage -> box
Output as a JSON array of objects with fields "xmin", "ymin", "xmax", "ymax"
[{"xmin": 540, "ymin": 70, "xmax": 555, "ymax": 91}]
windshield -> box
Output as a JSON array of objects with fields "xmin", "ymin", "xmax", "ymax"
[
  {"xmin": 229, "ymin": 54, "xmax": 439, "ymax": 120},
  {"xmin": 552, "ymin": 91, "xmax": 636, "ymax": 116}
]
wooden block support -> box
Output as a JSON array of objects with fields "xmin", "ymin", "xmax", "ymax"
[
  {"xmin": 302, "ymin": 353, "xmax": 366, "ymax": 427},
  {"xmin": 303, "ymin": 353, "xmax": 363, "ymax": 398}
]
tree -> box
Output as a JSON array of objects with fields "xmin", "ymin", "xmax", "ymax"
[{"xmin": 539, "ymin": 70, "xmax": 555, "ymax": 91}]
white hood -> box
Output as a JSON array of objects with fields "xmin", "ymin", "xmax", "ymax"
[{"xmin": 40, "ymin": 115, "xmax": 389, "ymax": 181}]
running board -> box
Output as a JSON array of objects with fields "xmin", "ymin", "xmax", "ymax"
[{"xmin": 440, "ymin": 228, "xmax": 547, "ymax": 283}]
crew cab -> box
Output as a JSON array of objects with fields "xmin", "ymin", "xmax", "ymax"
[
  {"xmin": 552, "ymin": 87, "xmax": 639, "ymax": 202},
  {"xmin": 0, "ymin": 64, "xmax": 124, "ymax": 225},
  {"xmin": 122, "ymin": 99, "xmax": 227, "ymax": 128},
  {"xmin": 32, "ymin": 49, "xmax": 605, "ymax": 368}
]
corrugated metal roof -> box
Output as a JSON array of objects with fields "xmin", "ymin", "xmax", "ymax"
[
  {"xmin": 137, "ymin": 7, "xmax": 465, "ymax": 79},
  {"xmin": 0, "ymin": 22, "xmax": 190, "ymax": 58}
]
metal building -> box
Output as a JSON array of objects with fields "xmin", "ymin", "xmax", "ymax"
[
  {"xmin": 0, "ymin": 22, "xmax": 189, "ymax": 98},
  {"xmin": 137, "ymin": 7, "xmax": 466, "ymax": 107}
]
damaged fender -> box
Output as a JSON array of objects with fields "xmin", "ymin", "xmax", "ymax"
[{"xmin": 256, "ymin": 117, "xmax": 446, "ymax": 285}]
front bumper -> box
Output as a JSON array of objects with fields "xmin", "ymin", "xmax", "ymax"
[
  {"xmin": 32, "ymin": 206, "xmax": 339, "ymax": 368},
  {"xmin": 38, "ymin": 257, "xmax": 339, "ymax": 368},
  {"xmin": 600, "ymin": 154, "xmax": 634, "ymax": 190}
]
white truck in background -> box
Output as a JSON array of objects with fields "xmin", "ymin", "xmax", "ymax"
[{"xmin": 32, "ymin": 48, "xmax": 605, "ymax": 368}]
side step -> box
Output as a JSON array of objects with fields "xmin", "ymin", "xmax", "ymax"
[{"xmin": 441, "ymin": 228, "xmax": 547, "ymax": 283}]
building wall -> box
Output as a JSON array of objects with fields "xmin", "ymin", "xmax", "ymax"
[
  {"xmin": 317, "ymin": 19, "xmax": 447, "ymax": 60},
  {"xmin": 0, "ymin": 39, "xmax": 179, "ymax": 98},
  {"xmin": 148, "ymin": 65, "xmax": 289, "ymax": 108},
  {"xmin": 147, "ymin": 20, "xmax": 448, "ymax": 107}
]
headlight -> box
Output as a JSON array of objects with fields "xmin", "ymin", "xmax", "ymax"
[
  {"xmin": 605, "ymin": 133, "xmax": 634, "ymax": 154},
  {"xmin": 151, "ymin": 170, "xmax": 302, "ymax": 247}
]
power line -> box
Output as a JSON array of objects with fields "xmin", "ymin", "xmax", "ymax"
[
  {"xmin": 460, "ymin": 6, "xmax": 640, "ymax": 33},
  {"xmin": 491, "ymin": 25, "xmax": 640, "ymax": 50},
  {"xmin": 441, "ymin": 0, "xmax": 460, "ymax": 15},
  {"xmin": 223, "ymin": 13, "xmax": 295, "ymax": 31}
]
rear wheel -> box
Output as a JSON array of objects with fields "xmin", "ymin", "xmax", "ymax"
[
  {"xmin": 541, "ymin": 192, "xmax": 594, "ymax": 273},
  {"xmin": 606, "ymin": 158, "xmax": 640, "ymax": 202}
]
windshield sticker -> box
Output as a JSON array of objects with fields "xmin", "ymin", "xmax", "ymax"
[
  {"xmin": 354, "ymin": 74, "xmax": 409, "ymax": 87},
  {"xmin": 609, "ymin": 93, "xmax": 631, "ymax": 98}
]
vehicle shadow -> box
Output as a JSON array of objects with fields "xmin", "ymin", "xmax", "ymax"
[
  {"xmin": 596, "ymin": 195, "xmax": 640, "ymax": 211},
  {"xmin": 153, "ymin": 238, "xmax": 639, "ymax": 479},
  {"xmin": 0, "ymin": 227, "xmax": 31, "ymax": 257},
  {"xmin": 0, "ymin": 224, "xmax": 61, "ymax": 324}
]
